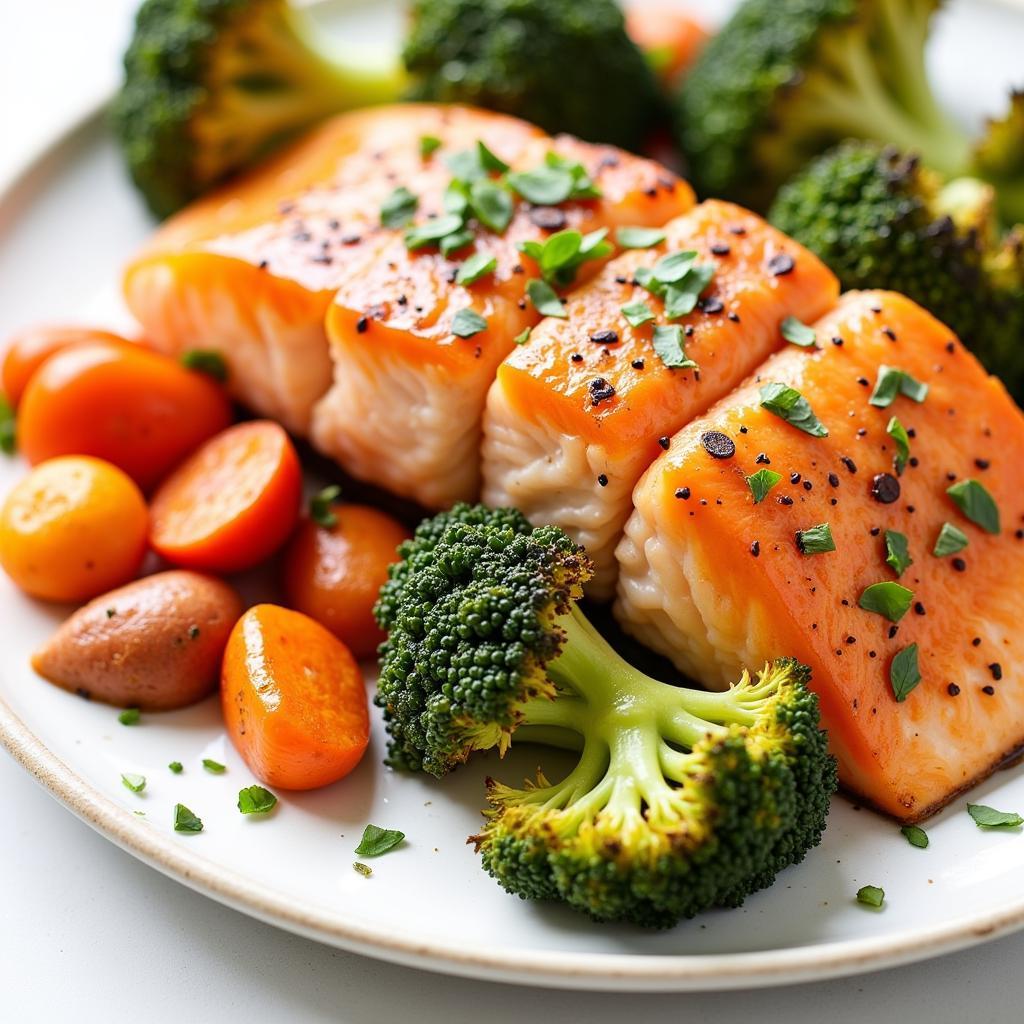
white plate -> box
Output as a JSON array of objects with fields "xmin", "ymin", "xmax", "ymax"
[{"xmin": 2, "ymin": 0, "xmax": 1024, "ymax": 993}]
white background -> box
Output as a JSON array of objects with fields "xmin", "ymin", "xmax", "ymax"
[{"xmin": 3, "ymin": 1, "xmax": 1024, "ymax": 1021}]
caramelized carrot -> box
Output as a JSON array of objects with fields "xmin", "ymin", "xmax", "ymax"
[
  {"xmin": 222, "ymin": 604, "xmax": 370, "ymax": 789},
  {"xmin": 149, "ymin": 421, "xmax": 301, "ymax": 573}
]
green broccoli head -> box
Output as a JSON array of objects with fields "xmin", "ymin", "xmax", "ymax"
[
  {"xmin": 112, "ymin": 0, "xmax": 406, "ymax": 218},
  {"xmin": 402, "ymin": 0, "xmax": 662, "ymax": 150},
  {"xmin": 677, "ymin": 0, "xmax": 972, "ymax": 209},
  {"xmin": 376, "ymin": 504, "xmax": 837, "ymax": 927},
  {"xmin": 973, "ymin": 91, "xmax": 1024, "ymax": 227},
  {"xmin": 769, "ymin": 140, "xmax": 1024, "ymax": 400}
]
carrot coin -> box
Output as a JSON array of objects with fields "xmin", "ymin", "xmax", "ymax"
[
  {"xmin": 222, "ymin": 604, "xmax": 370, "ymax": 789},
  {"xmin": 283, "ymin": 503, "xmax": 408, "ymax": 659},
  {"xmin": 17, "ymin": 339, "xmax": 232, "ymax": 490},
  {"xmin": 0, "ymin": 456, "xmax": 148, "ymax": 602},
  {"xmin": 149, "ymin": 420, "xmax": 301, "ymax": 573}
]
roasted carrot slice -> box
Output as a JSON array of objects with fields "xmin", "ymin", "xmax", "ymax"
[
  {"xmin": 149, "ymin": 421, "xmax": 301, "ymax": 573},
  {"xmin": 222, "ymin": 604, "xmax": 370, "ymax": 789}
]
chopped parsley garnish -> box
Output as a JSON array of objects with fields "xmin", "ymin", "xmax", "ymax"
[
  {"xmin": 746, "ymin": 468, "xmax": 781, "ymax": 504},
  {"xmin": 884, "ymin": 530, "xmax": 913, "ymax": 577},
  {"xmin": 780, "ymin": 316, "xmax": 816, "ymax": 348},
  {"xmin": 237, "ymin": 785, "xmax": 278, "ymax": 815},
  {"xmin": 758, "ymin": 383, "xmax": 829, "ymax": 437},
  {"xmin": 519, "ymin": 228, "xmax": 612, "ymax": 288},
  {"xmin": 947, "ymin": 478, "xmax": 1001, "ymax": 534},
  {"xmin": 663, "ymin": 265, "xmax": 715, "ymax": 319},
  {"xmin": 616, "ymin": 226, "xmax": 666, "ymax": 249},
  {"xmin": 856, "ymin": 885, "xmax": 885, "ymax": 908},
  {"xmin": 173, "ymin": 803, "xmax": 203, "ymax": 833},
  {"xmin": 439, "ymin": 229, "xmax": 474, "ymax": 257},
  {"xmin": 651, "ymin": 249, "xmax": 698, "ymax": 283},
  {"xmin": 886, "ymin": 416, "xmax": 910, "ymax": 474},
  {"xmin": 859, "ymin": 581, "xmax": 914, "ymax": 622},
  {"xmin": 0, "ymin": 395, "xmax": 15, "ymax": 455},
  {"xmin": 309, "ymin": 484, "xmax": 342, "ymax": 528},
  {"xmin": 526, "ymin": 279, "xmax": 566, "ymax": 318},
  {"xmin": 121, "ymin": 773, "xmax": 146, "ymax": 794},
  {"xmin": 419, "ymin": 135, "xmax": 441, "ymax": 159},
  {"xmin": 889, "ymin": 644, "xmax": 922, "ymax": 702},
  {"xmin": 354, "ymin": 823, "xmax": 406, "ymax": 857},
  {"xmin": 455, "ymin": 251, "xmax": 497, "ymax": 286},
  {"xmin": 795, "ymin": 523, "xmax": 836, "ymax": 555},
  {"xmin": 380, "ymin": 186, "xmax": 419, "ymax": 229},
  {"xmin": 180, "ymin": 349, "xmax": 228, "ymax": 382},
  {"xmin": 476, "ymin": 140, "xmax": 510, "ymax": 174},
  {"xmin": 513, "ymin": 327, "xmax": 531, "ymax": 346},
  {"xmin": 901, "ymin": 824, "xmax": 929, "ymax": 849},
  {"xmin": 869, "ymin": 366, "xmax": 929, "ymax": 408},
  {"xmin": 353, "ymin": 862, "xmax": 373, "ymax": 878},
  {"xmin": 469, "ymin": 179, "xmax": 514, "ymax": 233},
  {"xmin": 451, "ymin": 308, "xmax": 489, "ymax": 338},
  {"xmin": 968, "ymin": 804, "xmax": 1023, "ymax": 829},
  {"xmin": 168, "ymin": 761, "xmax": 183, "ymax": 774},
  {"xmin": 404, "ymin": 213, "xmax": 464, "ymax": 251},
  {"xmin": 202, "ymin": 758, "xmax": 226, "ymax": 774},
  {"xmin": 651, "ymin": 325, "xmax": 698, "ymax": 370},
  {"xmin": 621, "ymin": 300, "xmax": 655, "ymax": 328},
  {"xmin": 932, "ymin": 522, "xmax": 968, "ymax": 558},
  {"xmin": 118, "ymin": 708, "xmax": 140, "ymax": 726},
  {"xmin": 506, "ymin": 152, "xmax": 601, "ymax": 205}
]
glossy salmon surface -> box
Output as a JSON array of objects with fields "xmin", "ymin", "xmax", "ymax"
[{"xmin": 617, "ymin": 291, "xmax": 1024, "ymax": 821}]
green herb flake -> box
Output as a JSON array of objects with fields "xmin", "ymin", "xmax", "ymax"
[
  {"xmin": 869, "ymin": 366, "xmax": 929, "ymax": 408},
  {"xmin": 476, "ymin": 140, "xmax": 509, "ymax": 174},
  {"xmin": 355, "ymin": 823, "xmax": 406, "ymax": 857},
  {"xmin": 173, "ymin": 803, "xmax": 203, "ymax": 833},
  {"xmin": 506, "ymin": 166, "xmax": 574, "ymax": 206},
  {"xmin": 451, "ymin": 308, "xmax": 489, "ymax": 338},
  {"xmin": 168, "ymin": 761, "xmax": 183, "ymax": 774},
  {"xmin": 947, "ymin": 478, "xmax": 1001, "ymax": 535},
  {"xmin": 455, "ymin": 252, "xmax": 498, "ymax": 286},
  {"xmin": 180, "ymin": 349, "xmax": 228, "ymax": 382},
  {"xmin": 118, "ymin": 708, "xmax": 141, "ymax": 726},
  {"xmin": 444, "ymin": 148, "xmax": 485, "ymax": 182},
  {"xmin": 780, "ymin": 316, "xmax": 816, "ymax": 348},
  {"xmin": 856, "ymin": 884, "xmax": 885, "ymax": 908},
  {"xmin": 932, "ymin": 522, "xmax": 968, "ymax": 558},
  {"xmin": 663, "ymin": 265, "xmax": 715, "ymax": 319},
  {"xmin": 859, "ymin": 581, "xmax": 914, "ymax": 622},
  {"xmin": 0, "ymin": 395, "xmax": 15, "ymax": 455},
  {"xmin": 651, "ymin": 249, "xmax": 698, "ymax": 284},
  {"xmin": 237, "ymin": 785, "xmax": 278, "ymax": 815},
  {"xmin": 513, "ymin": 327, "xmax": 531, "ymax": 346},
  {"xmin": 309, "ymin": 484, "xmax": 342, "ymax": 528},
  {"xmin": 404, "ymin": 213, "xmax": 465, "ymax": 251},
  {"xmin": 884, "ymin": 530, "xmax": 913, "ymax": 577},
  {"xmin": 121, "ymin": 773, "xmax": 146, "ymax": 794},
  {"xmin": 522, "ymin": 229, "xmax": 611, "ymax": 288},
  {"xmin": 887, "ymin": 416, "xmax": 911, "ymax": 474},
  {"xmin": 526, "ymin": 279, "xmax": 567, "ymax": 318},
  {"xmin": 439, "ymin": 229, "xmax": 474, "ymax": 257},
  {"xmin": 469, "ymin": 179, "xmax": 513, "ymax": 233},
  {"xmin": 795, "ymin": 523, "xmax": 836, "ymax": 555},
  {"xmin": 353, "ymin": 862, "xmax": 373, "ymax": 878},
  {"xmin": 901, "ymin": 824, "xmax": 929, "ymax": 849},
  {"xmin": 652, "ymin": 325, "xmax": 698, "ymax": 370},
  {"xmin": 889, "ymin": 643, "xmax": 922, "ymax": 702},
  {"xmin": 621, "ymin": 300, "xmax": 655, "ymax": 328},
  {"xmin": 968, "ymin": 803, "xmax": 1024, "ymax": 829},
  {"xmin": 202, "ymin": 758, "xmax": 226, "ymax": 775},
  {"xmin": 758, "ymin": 383, "xmax": 829, "ymax": 437},
  {"xmin": 419, "ymin": 135, "xmax": 442, "ymax": 159},
  {"xmin": 380, "ymin": 186, "xmax": 419, "ymax": 229},
  {"xmin": 616, "ymin": 226, "xmax": 666, "ymax": 250},
  {"xmin": 746, "ymin": 468, "xmax": 782, "ymax": 504}
]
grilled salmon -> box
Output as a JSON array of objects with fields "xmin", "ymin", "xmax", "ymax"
[
  {"xmin": 616, "ymin": 290, "xmax": 1024, "ymax": 821},
  {"xmin": 481, "ymin": 201, "xmax": 838, "ymax": 596}
]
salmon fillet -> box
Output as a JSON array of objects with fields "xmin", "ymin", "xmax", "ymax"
[
  {"xmin": 481, "ymin": 201, "xmax": 838, "ymax": 597},
  {"xmin": 616, "ymin": 290, "xmax": 1024, "ymax": 821},
  {"xmin": 310, "ymin": 137, "xmax": 693, "ymax": 508},
  {"xmin": 123, "ymin": 105, "xmax": 547, "ymax": 433}
]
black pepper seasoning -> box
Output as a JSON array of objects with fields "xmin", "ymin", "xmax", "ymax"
[
  {"xmin": 658, "ymin": 436, "xmax": 670, "ymax": 450},
  {"xmin": 767, "ymin": 252, "xmax": 795, "ymax": 276},
  {"xmin": 982, "ymin": 685, "xmax": 996, "ymax": 696},
  {"xmin": 597, "ymin": 474, "xmax": 608, "ymax": 488},
  {"xmin": 589, "ymin": 378, "xmax": 616, "ymax": 405},
  {"xmin": 700, "ymin": 431, "xmax": 736, "ymax": 459},
  {"xmin": 631, "ymin": 358, "xmax": 645, "ymax": 370},
  {"xmin": 750, "ymin": 541, "xmax": 760, "ymax": 557},
  {"xmin": 710, "ymin": 243, "xmax": 731, "ymax": 256},
  {"xmin": 675, "ymin": 487, "xmax": 691, "ymax": 500},
  {"xmin": 356, "ymin": 316, "xmax": 369, "ymax": 334},
  {"xmin": 870, "ymin": 473, "xmax": 901, "ymax": 504},
  {"xmin": 755, "ymin": 452, "xmax": 770, "ymax": 465},
  {"xmin": 952, "ymin": 557, "xmax": 967, "ymax": 572},
  {"xmin": 947, "ymin": 683, "xmax": 961, "ymax": 696},
  {"xmin": 590, "ymin": 329, "xmax": 619, "ymax": 345},
  {"xmin": 989, "ymin": 663, "xmax": 1003, "ymax": 681}
]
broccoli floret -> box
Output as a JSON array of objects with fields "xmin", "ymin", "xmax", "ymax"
[
  {"xmin": 770, "ymin": 141, "xmax": 1024, "ymax": 400},
  {"xmin": 402, "ymin": 0, "xmax": 662, "ymax": 150},
  {"xmin": 676, "ymin": 0, "xmax": 974, "ymax": 209},
  {"xmin": 375, "ymin": 504, "xmax": 836, "ymax": 927},
  {"xmin": 112, "ymin": 0, "xmax": 406, "ymax": 218},
  {"xmin": 973, "ymin": 92, "xmax": 1024, "ymax": 227}
]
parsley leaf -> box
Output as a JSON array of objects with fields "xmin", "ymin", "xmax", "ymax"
[
  {"xmin": 884, "ymin": 530, "xmax": 913, "ymax": 577},
  {"xmin": 173, "ymin": 803, "xmax": 203, "ymax": 833},
  {"xmin": 121, "ymin": 773, "xmax": 146, "ymax": 794},
  {"xmin": 513, "ymin": 327, "xmax": 531, "ymax": 346},
  {"xmin": 309, "ymin": 484, "xmax": 342, "ymax": 528},
  {"xmin": 759, "ymin": 383, "xmax": 829, "ymax": 437},
  {"xmin": 859, "ymin": 581, "xmax": 914, "ymax": 622},
  {"xmin": 202, "ymin": 758, "xmax": 226, "ymax": 774},
  {"xmin": 869, "ymin": 366, "xmax": 929, "ymax": 408},
  {"xmin": 651, "ymin": 249, "xmax": 698, "ymax": 283},
  {"xmin": 887, "ymin": 416, "xmax": 910, "ymax": 474},
  {"xmin": 856, "ymin": 885, "xmax": 885, "ymax": 908},
  {"xmin": 947, "ymin": 478, "xmax": 1001, "ymax": 534},
  {"xmin": 355, "ymin": 823, "xmax": 406, "ymax": 857},
  {"xmin": 652, "ymin": 325, "xmax": 698, "ymax": 370},
  {"xmin": 616, "ymin": 226, "xmax": 666, "ymax": 249},
  {"xmin": 168, "ymin": 761, "xmax": 183, "ymax": 774},
  {"xmin": 419, "ymin": 135, "xmax": 441, "ymax": 159},
  {"xmin": 890, "ymin": 643, "xmax": 922, "ymax": 702},
  {"xmin": 180, "ymin": 349, "xmax": 228, "ymax": 382},
  {"xmin": 781, "ymin": 316, "xmax": 816, "ymax": 347},
  {"xmin": 663, "ymin": 265, "xmax": 715, "ymax": 319},
  {"xmin": 901, "ymin": 824, "xmax": 929, "ymax": 848},
  {"xmin": 795, "ymin": 523, "xmax": 836, "ymax": 555},
  {"xmin": 0, "ymin": 395, "xmax": 15, "ymax": 455},
  {"xmin": 621, "ymin": 300, "xmax": 655, "ymax": 328},
  {"xmin": 746, "ymin": 468, "xmax": 781, "ymax": 504},
  {"xmin": 439, "ymin": 229, "xmax": 474, "ymax": 257},
  {"xmin": 476, "ymin": 140, "xmax": 509, "ymax": 174},
  {"xmin": 968, "ymin": 803, "xmax": 1023, "ymax": 829},
  {"xmin": 932, "ymin": 522, "xmax": 968, "ymax": 557},
  {"xmin": 404, "ymin": 213, "xmax": 464, "ymax": 250},
  {"xmin": 469, "ymin": 179, "xmax": 513, "ymax": 233},
  {"xmin": 118, "ymin": 708, "xmax": 140, "ymax": 726},
  {"xmin": 506, "ymin": 166, "xmax": 574, "ymax": 205},
  {"xmin": 380, "ymin": 186, "xmax": 419, "ymax": 229},
  {"xmin": 237, "ymin": 785, "xmax": 278, "ymax": 815},
  {"xmin": 451, "ymin": 308, "xmax": 489, "ymax": 338},
  {"xmin": 455, "ymin": 252, "xmax": 498, "ymax": 286},
  {"xmin": 526, "ymin": 279, "xmax": 567, "ymax": 318},
  {"xmin": 521, "ymin": 229, "xmax": 611, "ymax": 288}
]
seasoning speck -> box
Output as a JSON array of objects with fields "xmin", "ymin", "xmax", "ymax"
[
  {"xmin": 948, "ymin": 683, "xmax": 961, "ymax": 696},
  {"xmin": 675, "ymin": 487, "xmax": 691, "ymax": 500},
  {"xmin": 870, "ymin": 472, "xmax": 901, "ymax": 504},
  {"xmin": 750, "ymin": 540, "xmax": 760, "ymax": 557},
  {"xmin": 989, "ymin": 663, "xmax": 1003, "ymax": 681},
  {"xmin": 700, "ymin": 430, "xmax": 736, "ymax": 459},
  {"xmin": 767, "ymin": 252, "xmax": 795, "ymax": 276},
  {"xmin": 590, "ymin": 329, "xmax": 619, "ymax": 345},
  {"xmin": 658, "ymin": 436, "xmax": 670, "ymax": 450},
  {"xmin": 589, "ymin": 378, "xmax": 616, "ymax": 405},
  {"xmin": 597, "ymin": 474, "xmax": 608, "ymax": 488}
]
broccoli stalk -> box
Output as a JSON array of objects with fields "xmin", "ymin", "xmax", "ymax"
[{"xmin": 375, "ymin": 504, "xmax": 836, "ymax": 927}]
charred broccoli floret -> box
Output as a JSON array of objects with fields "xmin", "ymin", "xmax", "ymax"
[
  {"xmin": 402, "ymin": 0, "xmax": 662, "ymax": 150},
  {"xmin": 974, "ymin": 92, "xmax": 1024, "ymax": 227},
  {"xmin": 375, "ymin": 504, "xmax": 836, "ymax": 927},
  {"xmin": 676, "ymin": 0, "xmax": 973, "ymax": 209},
  {"xmin": 770, "ymin": 141, "xmax": 1024, "ymax": 400},
  {"xmin": 112, "ymin": 0, "xmax": 406, "ymax": 217}
]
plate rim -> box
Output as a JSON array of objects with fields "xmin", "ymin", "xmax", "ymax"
[{"xmin": 4, "ymin": 21, "xmax": 1024, "ymax": 989}]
